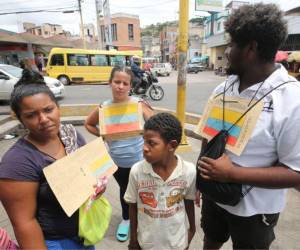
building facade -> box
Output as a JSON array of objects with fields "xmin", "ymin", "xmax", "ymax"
[
  {"xmin": 203, "ymin": 1, "xmax": 249, "ymax": 70},
  {"xmin": 80, "ymin": 23, "xmax": 96, "ymax": 43},
  {"xmin": 141, "ymin": 36, "xmax": 161, "ymax": 60},
  {"xmin": 188, "ymin": 23, "xmax": 206, "ymax": 61},
  {"xmin": 160, "ymin": 25, "xmax": 177, "ymax": 64},
  {"xmin": 100, "ymin": 13, "xmax": 141, "ymax": 51},
  {"xmin": 281, "ymin": 7, "xmax": 300, "ymax": 51},
  {"xmin": 23, "ymin": 22, "xmax": 64, "ymax": 38}
]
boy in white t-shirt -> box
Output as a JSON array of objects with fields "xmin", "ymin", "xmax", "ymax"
[{"xmin": 124, "ymin": 113, "xmax": 196, "ymax": 250}]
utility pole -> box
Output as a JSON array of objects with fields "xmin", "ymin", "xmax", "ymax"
[
  {"xmin": 78, "ymin": 0, "xmax": 86, "ymax": 49},
  {"xmin": 95, "ymin": 0, "xmax": 103, "ymax": 50},
  {"xmin": 176, "ymin": 0, "xmax": 189, "ymax": 146},
  {"xmin": 103, "ymin": 0, "xmax": 112, "ymax": 49}
]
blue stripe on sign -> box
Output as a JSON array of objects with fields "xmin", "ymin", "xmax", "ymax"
[
  {"xmin": 206, "ymin": 117, "xmax": 241, "ymax": 137},
  {"xmin": 93, "ymin": 160, "xmax": 115, "ymax": 178},
  {"xmin": 104, "ymin": 113, "xmax": 139, "ymax": 125}
]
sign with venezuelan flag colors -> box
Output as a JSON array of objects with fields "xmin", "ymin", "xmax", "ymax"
[
  {"xmin": 43, "ymin": 137, "xmax": 117, "ymax": 217},
  {"xmin": 99, "ymin": 101, "xmax": 144, "ymax": 140},
  {"xmin": 195, "ymin": 95, "xmax": 263, "ymax": 156}
]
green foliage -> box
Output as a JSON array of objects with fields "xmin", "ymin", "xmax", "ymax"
[
  {"xmin": 141, "ymin": 18, "xmax": 204, "ymax": 37},
  {"xmin": 141, "ymin": 21, "xmax": 178, "ymax": 37}
]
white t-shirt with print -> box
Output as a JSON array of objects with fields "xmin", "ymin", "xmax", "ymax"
[
  {"xmin": 124, "ymin": 155, "xmax": 196, "ymax": 250},
  {"xmin": 212, "ymin": 64, "xmax": 300, "ymax": 216}
]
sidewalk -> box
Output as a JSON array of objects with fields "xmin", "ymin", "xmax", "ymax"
[{"xmin": 0, "ymin": 126, "xmax": 299, "ymax": 249}]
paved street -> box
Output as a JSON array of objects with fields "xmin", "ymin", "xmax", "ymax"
[
  {"xmin": 59, "ymin": 70, "xmax": 224, "ymax": 114},
  {"xmin": 0, "ymin": 70, "xmax": 224, "ymax": 115}
]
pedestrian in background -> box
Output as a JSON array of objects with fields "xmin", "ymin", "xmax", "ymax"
[
  {"xmin": 85, "ymin": 66, "xmax": 153, "ymax": 242},
  {"xmin": 0, "ymin": 70, "xmax": 103, "ymax": 249},
  {"xmin": 197, "ymin": 3, "xmax": 300, "ymax": 249},
  {"xmin": 125, "ymin": 113, "xmax": 196, "ymax": 250},
  {"xmin": 35, "ymin": 54, "xmax": 43, "ymax": 72}
]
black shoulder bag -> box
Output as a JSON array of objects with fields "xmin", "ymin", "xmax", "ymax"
[{"xmin": 196, "ymin": 80, "xmax": 295, "ymax": 206}]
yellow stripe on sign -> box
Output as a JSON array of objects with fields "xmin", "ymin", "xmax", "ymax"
[
  {"xmin": 103, "ymin": 103, "xmax": 138, "ymax": 116},
  {"xmin": 210, "ymin": 107, "xmax": 245, "ymax": 126},
  {"xmin": 89, "ymin": 153, "xmax": 111, "ymax": 172}
]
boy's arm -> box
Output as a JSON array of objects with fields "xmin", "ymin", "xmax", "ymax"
[
  {"xmin": 195, "ymin": 138, "xmax": 207, "ymax": 207},
  {"xmin": 128, "ymin": 203, "xmax": 141, "ymax": 250},
  {"xmin": 184, "ymin": 199, "xmax": 196, "ymax": 247}
]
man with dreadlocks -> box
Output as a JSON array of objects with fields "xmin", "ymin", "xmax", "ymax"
[
  {"xmin": 197, "ymin": 3, "xmax": 300, "ymax": 249},
  {"xmin": 125, "ymin": 113, "xmax": 196, "ymax": 250}
]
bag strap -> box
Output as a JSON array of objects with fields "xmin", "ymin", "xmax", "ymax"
[{"xmin": 226, "ymin": 80, "xmax": 296, "ymax": 133}]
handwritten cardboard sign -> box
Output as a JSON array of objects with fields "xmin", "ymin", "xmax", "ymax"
[
  {"xmin": 195, "ymin": 95, "xmax": 263, "ymax": 156},
  {"xmin": 43, "ymin": 137, "xmax": 117, "ymax": 217},
  {"xmin": 99, "ymin": 101, "xmax": 144, "ymax": 140}
]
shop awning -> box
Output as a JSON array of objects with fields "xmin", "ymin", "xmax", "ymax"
[{"xmin": 275, "ymin": 51, "xmax": 288, "ymax": 62}]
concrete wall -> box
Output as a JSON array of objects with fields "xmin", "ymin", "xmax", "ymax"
[{"xmin": 209, "ymin": 45, "xmax": 227, "ymax": 70}]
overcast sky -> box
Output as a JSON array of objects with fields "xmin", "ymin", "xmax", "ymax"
[{"xmin": 0, "ymin": 0, "xmax": 299, "ymax": 35}]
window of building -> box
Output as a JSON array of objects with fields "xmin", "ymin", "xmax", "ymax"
[
  {"xmin": 100, "ymin": 25, "xmax": 106, "ymax": 42},
  {"xmin": 111, "ymin": 23, "xmax": 117, "ymax": 41},
  {"xmin": 217, "ymin": 22, "xmax": 221, "ymax": 31},
  {"xmin": 128, "ymin": 24, "xmax": 134, "ymax": 40},
  {"xmin": 67, "ymin": 54, "xmax": 89, "ymax": 66},
  {"xmin": 90, "ymin": 55, "xmax": 109, "ymax": 66},
  {"xmin": 38, "ymin": 29, "xmax": 42, "ymax": 35},
  {"xmin": 50, "ymin": 54, "xmax": 64, "ymax": 66}
]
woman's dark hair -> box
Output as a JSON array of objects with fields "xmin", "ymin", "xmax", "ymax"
[
  {"xmin": 225, "ymin": 3, "xmax": 287, "ymax": 62},
  {"xmin": 144, "ymin": 112, "xmax": 182, "ymax": 144},
  {"xmin": 10, "ymin": 69, "xmax": 57, "ymax": 120},
  {"xmin": 109, "ymin": 66, "xmax": 134, "ymax": 85}
]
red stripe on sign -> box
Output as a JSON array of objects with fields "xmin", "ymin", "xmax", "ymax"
[
  {"xmin": 203, "ymin": 126, "xmax": 219, "ymax": 137},
  {"xmin": 227, "ymin": 135, "xmax": 237, "ymax": 146},
  {"xmin": 203, "ymin": 126, "xmax": 238, "ymax": 146},
  {"xmin": 105, "ymin": 122, "xmax": 140, "ymax": 134}
]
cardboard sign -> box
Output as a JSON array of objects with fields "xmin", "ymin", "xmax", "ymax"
[
  {"xmin": 195, "ymin": 95, "xmax": 263, "ymax": 156},
  {"xmin": 99, "ymin": 101, "xmax": 144, "ymax": 140},
  {"xmin": 43, "ymin": 137, "xmax": 117, "ymax": 217}
]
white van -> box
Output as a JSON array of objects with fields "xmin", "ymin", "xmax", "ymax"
[{"xmin": 150, "ymin": 63, "xmax": 172, "ymax": 76}]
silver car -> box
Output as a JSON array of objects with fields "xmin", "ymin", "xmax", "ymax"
[{"xmin": 0, "ymin": 64, "xmax": 65, "ymax": 101}]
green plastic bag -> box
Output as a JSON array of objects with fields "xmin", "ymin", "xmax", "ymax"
[{"xmin": 79, "ymin": 196, "xmax": 112, "ymax": 246}]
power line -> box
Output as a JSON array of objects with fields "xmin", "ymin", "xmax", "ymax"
[
  {"xmin": 1, "ymin": 3, "xmax": 78, "ymax": 13},
  {"xmin": 1, "ymin": 0, "xmax": 77, "ymax": 6},
  {"xmin": 0, "ymin": 7, "xmax": 79, "ymax": 16}
]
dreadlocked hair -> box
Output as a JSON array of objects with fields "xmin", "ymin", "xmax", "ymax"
[{"xmin": 144, "ymin": 112, "xmax": 182, "ymax": 144}]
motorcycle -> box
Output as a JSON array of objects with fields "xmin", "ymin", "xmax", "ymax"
[{"xmin": 129, "ymin": 71, "xmax": 164, "ymax": 101}]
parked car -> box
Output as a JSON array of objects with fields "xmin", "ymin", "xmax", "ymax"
[
  {"xmin": 150, "ymin": 63, "xmax": 172, "ymax": 76},
  {"xmin": 187, "ymin": 62, "xmax": 205, "ymax": 73},
  {"xmin": 0, "ymin": 64, "xmax": 65, "ymax": 101}
]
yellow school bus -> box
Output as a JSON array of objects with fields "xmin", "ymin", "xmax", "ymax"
[{"xmin": 46, "ymin": 48, "xmax": 143, "ymax": 85}]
